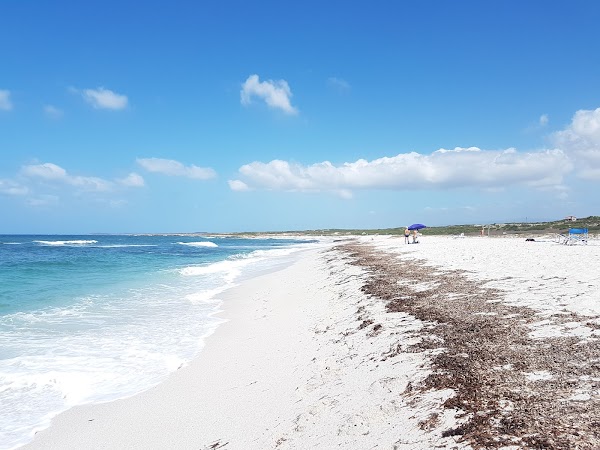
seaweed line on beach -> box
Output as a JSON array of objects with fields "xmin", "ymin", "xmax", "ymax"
[{"xmin": 337, "ymin": 241, "xmax": 600, "ymax": 450}]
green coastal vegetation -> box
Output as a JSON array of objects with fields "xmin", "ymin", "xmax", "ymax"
[
  {"xmin": 214, "ymin": 216, "xmax": 599, "ymax": 238},
  {"xmin": 301, "ymin": 216, "xmax": 600, "ymax": 237}
]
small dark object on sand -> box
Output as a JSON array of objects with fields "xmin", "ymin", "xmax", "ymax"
[{"xmin": 525, "ymin": 238, "xmax": 535, "ymax": 242}]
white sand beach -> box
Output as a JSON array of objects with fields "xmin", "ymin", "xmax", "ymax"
[{"xmin": 23, "ymin": 236, "xmax": 600, "ymax": 449}]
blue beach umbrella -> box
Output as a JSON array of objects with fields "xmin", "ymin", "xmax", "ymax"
[{"xmin": 407, "ymin": 223, "xmax": 427, "ymax": 230}]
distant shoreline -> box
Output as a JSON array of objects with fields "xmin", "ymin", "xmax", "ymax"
[{"xmin": 2, "ymin": 215, "xmax": 598, "ymax": 237}]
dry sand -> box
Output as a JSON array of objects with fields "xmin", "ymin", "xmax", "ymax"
[{"xmin": 23, "ymin": 236, "xmax": 600, "ymax": 449}]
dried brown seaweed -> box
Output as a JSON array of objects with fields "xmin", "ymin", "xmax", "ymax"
[{"xmin": 336, "ymin": 242, "xmax": 600, "ymax": 449}]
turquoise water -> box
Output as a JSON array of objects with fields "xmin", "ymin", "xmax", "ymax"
[{"xmin": 0, "ymin": 235, "xmax": 316, "ymax": 449}]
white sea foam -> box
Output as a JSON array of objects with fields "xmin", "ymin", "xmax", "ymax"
[
  {"xmin": 185, "ymin": 286, "xmax": 231, "ymax": 304},
  {"xmin": 93, "ymin": 244, "xmax": 157, "ymax": 248},
  {"xmin": 176, "ymin": 241, "xmax": 218, "ymax": 248},
  {"xmin": 229, "ymin": 246, "xmax": 302, "ymax": 260},
  {"xmin": 178, "ymin": 244, "xmax": 318, "ymax": 287},
  {"xmin": 179, "ymin": 259, "xmax": 249, "ymax": 284},
  {"xmin": 33, "ymin": 240, "xmax": 98, "ymax": 246},
  {"xmin": 0, "ymin": 283, "xmax": 224, "ymax": 449},
  {"xmin": 0, "ymin": 236, "xmax": 322, "ymax": 449}
]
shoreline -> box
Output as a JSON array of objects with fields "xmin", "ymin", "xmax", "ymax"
[
  {"xmin": 22, "ymin": 246, "xmax": 332, "ymax": 449},
  {"xmin": 23, "ymin": 243, "xmax": 463, "ymax": 449},
  {"xmin": 22, "ymin": 235, "xmax": 600, "ymax": 448}
]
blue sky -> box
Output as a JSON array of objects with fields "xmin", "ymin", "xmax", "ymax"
[{"xmin": 1, "ymin": 0, "xmax": 599, "ymax": 233}]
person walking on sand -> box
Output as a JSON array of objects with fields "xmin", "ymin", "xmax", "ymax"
[{"xmin": 404, "ymin": 227, "xmax": 410, "ymax": 244}]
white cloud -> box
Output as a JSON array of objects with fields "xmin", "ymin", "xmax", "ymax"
[
  {"xmin": 21, "ymin": 162, "xmax": 113, "ymax": 192},
  {"xmin": 328, "ymin": 77, "xmax": 351, "ymax": 91},
  {"xmin": 230, "ymin": 147, "xmax": 572, "ymax": 196},
  {"xmin": 26, "ymin": 195, "xmax": 59, "ymax": 207},
  {"xmin": 4, "ymin": 162, "xmax": 145, "ymax": 207},
  {"xmin": 109, "ymin": 199, "xmax": 127, "ymax": 208},
  {"xmin": 21, "ymin": 163, "xmax": 68, "ymax": 180},
  {"xmin": 336, "ymin": 189, "xmax": 353, "ymax": 199},
  {"xmin": 240, "ymin": 74, "xmax": 298, "ymax": 115},
  {"xmin": 578, "ymin": 167, "xmax": 600, "ymax": 179},
  {"xmin": 524, "ymin": 114, "xmax": 550, "ymax": 133},
  {"xmin": 228, "ymin": 179, "xmax": 250, "ymax": 191},
  {"xmin": 118, "ymin": 172, "xmax": 145, "ymax": 187},
  {"xmin": 44, "ymin": 105, "xmax": 64, "ymax": 119},
  {"xmin": 0, "ymin": 90, "xmax": 13, "ymax": 111},
  {"xmin": 569, "ymin": 108, "xmax": 600, "ymax": 139},
  {"xmin": 0, "ymin": 179, "xmax": 28, "ymax": 196},
  {"xmin": 79, "ymin": 87, "xmax": 128, "ymax": 110},
  {"xmin": 552, "ymin": 107, "xmax": 600, "ymax": 180},
  {"xmin": 137, "ymin": 158, "xmax": 216, "ymax": 180}
]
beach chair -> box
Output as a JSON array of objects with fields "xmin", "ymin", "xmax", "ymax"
[
  {"xmin": 565, "ymin": 228, "xmax": 588, "ymax": 245},
  {"xmin": 555, "ymin": 233, "xmax": 569, "ymax": 245}
]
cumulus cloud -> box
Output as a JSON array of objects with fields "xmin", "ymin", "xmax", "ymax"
[
  {"xmin": 21, "ymin": 162, "xmax": 113, "ymax": 191},
  {"xmin": 240, "ymin": 74, "xmax": 298, "ymax": 115},
  {"xmin": 21, "ymin": 163, "xmax": 69, "ymax": 181},
  {"xmin": 552, "ymin": 107, "xmax": 600, "ymax": 180},
  {"xmin": 26, "ymin": 195, "xmax": 59, "ymax": 207},
  {"xmin": 44, "ymin": 105, "xmax": 64, "ymax": 119},
  {"xmin": 118, "ymin": 172, "xmax": 145, "ymax": 187},
  {"xmin": 229, "ymin": 147, "xmax": 572, "ymax": 196},
  {"xmin": 21, "ymin": 162, "xmax": 144, "ymax": 192},
  {"xmin": 2, "ymin": 162, "xmax": 144, "ymax": 207},
  {"xmin": 76, "ymin": 87, "xmax": 128, "ymax": 110},
  {"xmin": 0, "ymin": 179, "xmax": 28, "ymax": 196},
  {"xmin": 539, "ymin": 114, "xmax": 549, "ymax": 126},
  {"xmin": 336, "ymin": 189, "xmax": 353, "ymax": 199},
  {"xmin": 137, "ymin": 158, "xmax": 217, "ymax": 180},
  {"xmin": 228, "ymin": 179, "xmax": 250, "ymax": 191},
  {"xmin": 0, "ymin": 90, "xmax": 13, "ymax": 111}
]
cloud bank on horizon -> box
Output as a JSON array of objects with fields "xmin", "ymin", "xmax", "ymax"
[
  {"xmin": 227, "ymin": 105, "xmax": 599, "ymax": 198},
  {"xmin": 228, "ymin": 147, "xmax": 571, "ymax": 198},
  {"xmin": 1, "ymin": 104, "xmax": 597, "ymax": 209}
]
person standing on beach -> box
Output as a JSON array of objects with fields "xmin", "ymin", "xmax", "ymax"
[
  {"xmin": 412, "ymin": 229, "xmax": 419, "ymax": 243},
  {"xmin": 404, "ymin": 227, "xmax": 410, "ymax": 244}
]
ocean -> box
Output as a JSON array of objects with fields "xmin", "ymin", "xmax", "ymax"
[{"xmin": 0, "ymin": 234, "xmax": 318, "ymax": 449}]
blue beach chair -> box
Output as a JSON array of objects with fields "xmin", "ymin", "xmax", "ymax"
[{"xmin": 565, "ymin": 228, "xmax": 588, "ymax": 245}]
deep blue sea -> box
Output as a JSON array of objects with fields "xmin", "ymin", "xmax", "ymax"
[{"xmin": 0, "ymin": 234, "xmax": 317, "ymax": 449}]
